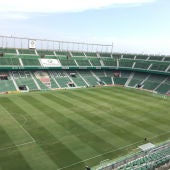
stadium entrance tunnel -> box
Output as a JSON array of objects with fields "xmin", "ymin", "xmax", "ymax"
[
  {"xmin": 68, "ymin": 82, "xmax": 75, "ymax": 87},
  {"xmin": 18, "ymin": 85, "xmax": 29, "ymax": 92}
]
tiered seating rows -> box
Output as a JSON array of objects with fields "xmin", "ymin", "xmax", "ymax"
[
  {"xmin": 0, "ymin": 58, "xmax": 20, "ymax": 66},
  {"xmin": 0, "ymin": 57, "xmax": 170, "ymax": 75},
  {"xmin": 0, "ymin": 80, "xmax": 16, "ymax": 92},
  {"xmin": 1, "ymin": 47, "xmax": 170, "ymax": 60},
  {"xmin": 118, "ymin": 147, "xmax": 170, "ymax": 170},
  {"xmin": 0, "ymin": 71, "xmax": 169, "ymax": 94}
]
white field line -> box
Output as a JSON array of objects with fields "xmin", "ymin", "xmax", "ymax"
[
  {"xmin": 149, "ymin": 130, "xmax": 170, "ymax": 140},
  {"xmin": 57, "ymin": 130, "xmax": 170, "ymax": 170},
  {"xmin": 20, "ymin": 114, "xmax": 28, "ymax": 125},
  {"xmin": 1, "ymin": 106, "xmax": 36, "ymax": 142},
  {"xmin": 57, "ymin": 141, "xmax": 142, "ymax": 170},
  {"xmin": 0, "ymin": 141, "xmax": 35, "ymax": 151}
]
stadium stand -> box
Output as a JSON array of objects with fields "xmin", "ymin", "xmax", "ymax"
[
  {"xmin": 55, "ymin": 77, "xmax": 71, "ymax": 88},
  {"xmin": 0, "ymin": 48, "xmax": 17, "ymax": 54},
  {"xmin": 1, "ymin": 36, "xmax": 170, "ymax": 170},
  {"xmin": 85, "ymin": 52, "xmax": 97, "ymax": 57},
  {"xmin": 0, "ymin": 36, "xmax": 169, "ymax": 95},
  {"xmin": 0, "ymin": 58, "xmax": 21, "ymax": 66},
  {"xmin": 74, "ymin": 57, "xmax": 92, "ymax": 66},
  {"xmin": 141, "ymin": 74, "xmax": 165, "ymax": 91},
  {"xmin": 21, "ymin": 58, "xmax": 41, "ymax": 66},
  {"xmin": 134, "ymin": 60, "xmax": 151, "ymax": 70},
  {"xmin": 92, "ymin": 70, "xmax": 105, "ymax": 77},
  {"xmin": 12, "ymin": 71, "xmax": 39, "ymax": 91},
  {"xmin": 55, "ymin": 50, "xmax": 68, "ymax": 56},
  {"xmin": 50, "ymin": 71, "xmax": 73, "ymax": 88},
  {"xmin": 78, "ymin": 70, "xmax": 99, "ymax": 86},
  {"xmin": 135, "ymin": 54, "xmax": 149, "ymax": 60},
  {"xmin": 0, "ymin": 80, "xmax": 16, "ymax": 92},
  {"xmin": 164, "ymin": 57, "xmax": 170, "ymax": 61},
  {"xmin": 37, "ymin": 50, "xmax": 54, "ymax": 56},
  {"xmin": 71, "ymin": 51, "xmax": 85, "ymax": 57},
  {"xmin": 15, "ymin": 78, "xmax": 38, "ymax": 91},
  {"xmin": 156, "ymin": 83, "xmax": 170, "ymax": 94},
  {"xmin": 99, "ymin": 52, "xmax": 111, "ymax": 58},
  {"xmin": 122, "ymin": 54, "xmax": 135, "ymax": 59},
  {"xmin": 47, "ymin": 71, "xmax": 60, "ymax": 88},
  {"xmin": 59, "ymin": 57, "xmax": 77, "ymax": 66},
  {"xmin": 148, "ymin": 55, "xmax": 164, "ymax": 61},
  {"xmin": 119, "ymin": 59, "xmax": 134, "ymax": 68},
  {"xmin": 18, "ymin": 49, "xmax": 36, "ymax": 55},
  {"xmin": 114, "ymin": 77, "xmax": 128, "ymax": 86},
  {"xmin": 19, "ymin": 55, "xmax": 40, "ymax": 59},
  {"xmin": 92, "ymin": 142, "xmax": 170, "ymax": 170},
  {"xmin": 102, "ymin": 58, "xmax": 117, "ymax": 67},
  {"xmin": 112, "ymin": 53, "xmax": 121, "ymax": 59},
  {"xmin": 89, "ymin": 58, "xmax": 102, "ymax": 66},
  {"xmin": 99, "ymin": 77, "xmax": 112, "ymax": 84},
  {"xmin": 149, "ymin": 62, "xmax": 169, "ymax": 71},
  {"xmin": 128, "ymin": 72, "xmax": 149, "ymax": 87},
  {"xmin": 66, "ymin": 71, "xmax": 87, "ymax": 87}
]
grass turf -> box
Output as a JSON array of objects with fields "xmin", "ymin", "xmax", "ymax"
[{"xmin": 0, "ymin": 86, "xmax": 169, "ymax": 170}]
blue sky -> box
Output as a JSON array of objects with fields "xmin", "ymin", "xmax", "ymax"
[{"xmin": 0, "ymin": 0, "xmax": 170, "ymax": 54}]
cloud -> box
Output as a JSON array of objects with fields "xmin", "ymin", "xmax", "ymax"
[
  {"xmin": 0, "ymin": 0, "xmax": 156, "ymax": 14},
  {"xmin": 0, "ymin": 12, "xmax": 30, "ymax": 20}
]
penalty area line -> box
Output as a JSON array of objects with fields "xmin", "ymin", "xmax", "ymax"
[
  {"xmin": 0, "ymin": 141, "xmax": 35, "ymax": 151},
  {"xmin": 1, "ymin": 106, "xmax": 36, "ymax": 142}
]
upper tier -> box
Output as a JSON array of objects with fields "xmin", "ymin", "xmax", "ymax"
[{"xmin": 0, "ymin": 48, "xmax": 170, "ymax": 75}]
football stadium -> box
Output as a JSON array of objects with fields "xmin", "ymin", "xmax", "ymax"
[{"xmin": 0, "ymin": 35, "xmax": 169, "ymax": 170}]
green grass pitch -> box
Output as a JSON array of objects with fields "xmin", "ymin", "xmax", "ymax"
[{"xmin": 0, "ymin": 86, "xmax": 169, "ymax": 170}]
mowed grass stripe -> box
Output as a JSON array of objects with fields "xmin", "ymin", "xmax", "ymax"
[
  {"xmin": 0, "ymin": 98, "xmax": 60, "ymax": 170},
  {"xmin": 98, "ymin": 88, "xmax": 170, "ymax": 128},
  {"xmin": 13, "ymin": 96, "xmax": 83, "ymax": 168},
  {"xmin": 19, "ymin": 95, "xmax": 100, "ymax": 160},
  {"xmin": 39, "ymin": 93, "xmax": 126, "ymax": 147},
  {"xmin": 73, "ymin": 88, "xmax": 169, "ymax": 142},
  {"xmin": 80, "ymin": 88, "xmax": 170, "ymax": 131},
  {"xmin": 45, "ymin": 92, "xmax": 143, "ymax": 144},
  {"xmin": 65, "ymin": 89, "xmax": 169, "ymax": 145},
  {"xmin": 0, "ymin": 126, "xmax": 15, "ymax": 148},
  {"xmin": 63, "ymin": 90, "xmax": 155, "ymax": 139},
  {"xmin": 105, "ymin": 87, "xmax": 170, "ymax": 111},
  {"xmin": 33, "ymin": 93, "xmax": 142, "ymax": 169},
  {"xmin": 92, "ymin": 88, "xmax": 170, "ymax": 138},
  {"xmin": 44, "ymin": 93, "xmax": 129, "ymax": 146},
  {"xmin": 67, "ymin": 91, "xmax": 156, "ymax": 135},
  {"xmin": 67, "ymin": 89, "xmax": 165, "ymax": 136},
  {"xmin": 0, "ymin": 147, "xmax": 31, "ymax": 170},
  {"xmin": 22, "ymin": 94, "xmax": 114, "ymax": 154},
  {"xmin": 0, "ymin": 105, "xmax": 33, "ymax": 144},
  {"xmin": 94, "ymin": 89, "xmax": 169, "ymax": 134},
  {"xmin": 0, "ymin": 105, "xmax": 32, "ymax": 170},
  {"xmin": 0, "ymin": 86, "xmax": 169, "ymax": 170},
  {"xmin": 65, "ymin": 87, "xmax": 169, "ymax": 132},
  {"xmin": 0, "ymin": 126, "xmax": 32, "ymax": 170},
  {"xmin": 27, "ymin": 94, "xmax": 104, "ymax": 158},
  {"xmin": 38, "ymin": 93, "xmax": 157, "ymax": 154},
  {"xmin": 102, "ymin": 87, "xmax": 170, "ymax": 110},
  {"xmin": 35, "ymin": 93, "xmax": 144, "ymax": 169}
]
